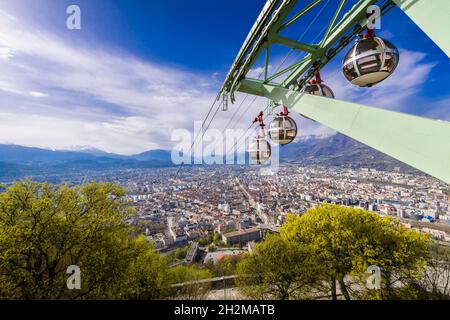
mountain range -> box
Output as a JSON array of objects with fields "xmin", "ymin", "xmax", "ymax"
[
  {"xmin": 0, "ymin": 144, "xmax": 174, "ymax": 180},
  {"xmin": 0, "ymin": 133, "xmax": 416, "ymax": 181}
]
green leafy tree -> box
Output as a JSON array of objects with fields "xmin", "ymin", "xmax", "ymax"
[
  {"xmin": 121, "ymin": 237, "xmax": 170, "ymax": 299},
  {"xmin": 167, "ymin": 265, "xmax": 213, "ymax": 299},
  {"xmin": 415, "ymin": 243, "xmax": 450, "ymax": 299},
  {"xmin": 174, "ymin": 245, "xmax": 189, "ymax": 260},
  {"xmin": 206, "ymin": 255, "xmax": 240, "ymax": 277},
  {"xmin": 215, "ymin": 256, "xmax": 238, "ymax": 277},
  {"xmin": 198, "ymin": 235, "xmax": 213, "ymax": 246},
  {"xmin": 0, "ymin": 180, "xmax": 210, "ymax": 300},
  {"xmin": 281, "ymin": 204, "xmax": 430, "ymax": 300},
  {"xmin": 237, "ymin": 234, "xmax": 324, "ymax": 300},
  {"xmin": 0, "ymin": 181, "xmax": 139, "ymax": 299},
  {"xmin": 237, "ymin": 204, "xmax": 431, "ymax": 300}
]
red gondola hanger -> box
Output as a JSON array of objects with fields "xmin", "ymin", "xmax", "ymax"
[
  {"xmin": 309, "ymin": 70, "xmax": 323, "ymax": 85},
  {"xmin": 276, "ymin": 105, "xmax": 290, "ymax": 117},
  {"xmin": 253, "ymin": 111, "xmax": 266, "ymax": 138}
]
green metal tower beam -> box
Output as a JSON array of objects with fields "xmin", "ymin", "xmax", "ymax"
[
  {"xmin": 220, "ymin": 0, "xmax": 391, "ymax": 100},
  {"xmin": 238, "ymin": 79, "xmax": 450, "ymax": 184},
  {"xmin": 220, "ymin": 0, "xmax": 450, "ymax": 183},
  {"xmin": 393, "ymin": 0, "xmax": 450, "ymax": 57}
]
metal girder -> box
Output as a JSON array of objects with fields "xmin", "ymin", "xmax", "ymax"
[
  {"xmin": 393, "ymin": 0, "xmax": 450, "ymax": 57},
  {"xmin": 221, "ymin": 0, "xmax": 299, "ymax": 101},
  {"xmin": 220, "ymin": 0, "xmax": 383, "ymax": 99},
  {"xmin": 238, "ymin": 79, "xmax": 450, "ymax": 184},
  {"xmin": 266, "ymin": 56, "xmax": 309, "ymax": 82},
  {"xmin": 221, "ymin": 0, "xmax": 450, "ymax": 181},
  {"xmin": 273, "ymin": 35, "xmax": 318, "ymax": 54},
  {"xmin": 282, "ymin": 0, "xmax": 378, "ymax": 87},
  {"xmin": 319, "ymin": 0, "xmax": 348, "ymax": 47},
  {"xmin": 224, "ymin": 0, "xmax": 279, "ymax": 85},
  {"xmin": 278, "ymin": 0, "xmax": 322, "ymax": 32},
  {"xmin": 221, "ymin": 0, "xmax": 449, "ymax": 96},
  {"xmin": 264, "ymin": 47, "xmax": 270, "ymax": 81}
]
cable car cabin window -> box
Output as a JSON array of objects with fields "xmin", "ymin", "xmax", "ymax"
[
  {"xmin": 286, "ymin": 130, "xmax": 296, "ymax": 139},
  {"xmin": 355, "ymin": 39, "xmax": 380, "ymax": 55},
  {"xmin": 271, "ymin": 118, "xmax": 281, "ymax": 127},
  {"xmin": 312, "ymin": 88, "xmax": 322, "ymax": 96},
  {"xmin": 383, "ymin": 52, "xmax": 398, "ymax": 72},
  {"xmin": 344, "ymin": 46, "xmax": 356, "ymax": 61},
  {"xmin": 284, "ymin": 123, "xmax": 295, "ymax": 130},
  {"xmin": 357, "ymin": 55, "xmax": 382, "ymax": 73},
  {"xmin": 343, "ymin": 63, "xmax": 358, "ymax": 81},
  {"xmin": 374, "ymin": 38, "xmax": 384, "ymax": 50},
  {"xmin": 306, "ymin": 84, "xmax": 322, "ymax": 96}
]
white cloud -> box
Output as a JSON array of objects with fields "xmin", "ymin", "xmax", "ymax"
[
  {"xmin": 247, "ymin": 65, "xmax": 272, "ymax": 78},
  {"xmin": 28, "ymin": 91, "xmax": 48, "ymax": 98},
  {"xmin": 0, "ymin": 47, "xmax": 13, "ymax": 60},
  {"xmin": 0, "ymin": 9, "xmax": 236, "ymax": 154},
  {"xmin": 0, "ymin": 8, "xmax": 441, "ymax": 156},
  {"xmin": 0, "ymin": 112, "xmax": 166, "ymax": 155}
]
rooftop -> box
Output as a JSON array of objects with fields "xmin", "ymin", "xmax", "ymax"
[{"xmin": 223, "ymin": 227, "xmax": 260, "ymax": 238}]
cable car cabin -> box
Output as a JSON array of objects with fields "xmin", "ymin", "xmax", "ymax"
[
  {"xmin": 268, "ymin": 115, "xmax": 297, "ymax": 145},
  {"xmin": 303, "ymin": 71, "xmax": 335, "ymax": 99},
  {"xmin": 343, "ymin": 36, "xmax": 399, "ymax": 87},
  {"xmin": 248, "ymin": 136, "xmax": 271, "ymax": 164},
  {"xmin": 249, "ymin": 111, "xmax": 272, "ymax": 164},
  {"xmin": 304, "ymin": 82, "xmax": 335, "ymax": 98}
]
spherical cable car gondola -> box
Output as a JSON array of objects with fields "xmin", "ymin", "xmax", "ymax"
[
  {"xmin": 304, "ymin": 71, "xmax": 335, "ymax": 98},
  {"xmin": 248, "ymin": 111, "xmax": 271, "ymax": 164},
  {"xmin": 343, "ymin": 27, "xmax": 399, "ymax": 87},
  {"xmin": 267, "ymin": 105, "xmax": 298, "ymax": 146}
]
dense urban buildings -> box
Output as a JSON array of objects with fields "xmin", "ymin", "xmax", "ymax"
[
  {"xmin": 30, "ymin": 164, "xmax": 446, "ymax": 260},
  {"xmin": 4, "ymin": 164, "xmax": 448, "ymax": 262}
]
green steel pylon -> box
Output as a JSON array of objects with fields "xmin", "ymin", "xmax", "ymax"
[{"xmin": 220, "ymin": 0, "xmax": 450, "ymax": 184}]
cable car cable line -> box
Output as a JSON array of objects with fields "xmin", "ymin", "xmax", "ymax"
[
  {"xmin": 217, "ymin": 0, "xmax": 450, "ymax": 184},
  {"xmin": 242, "ymin": 0, "xmax": 399, "ymax": 163},
  {"xmin": 177, "ymin": 0, "xmax": 351, "ymax": 177},
  {"xmin": 172, "ymin": 100, "xmax": 223, "ymax": 181},
  {"xmin": 228, "ymin": 0, "xmax": 337, "ymax": 160},
  {"xmin": 223, "ymin": 0, "xmax": 332, "ymax": 138},
  {"xmin": 160, "ymin": 91, "xmax": 222, "ymax": 206}
]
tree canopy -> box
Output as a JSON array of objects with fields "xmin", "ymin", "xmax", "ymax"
[
  {"xmin": 237, "ymin": 234, "xmax": 324, "ymax": 300},
  {"xmin": 237, "ymin": 204, "xmax": 432, "ymax": 300},
  {"xmin": 1, "ymin": 181, "xmax": 445, "ymax": 300},
  {"xmin": 0, "ymin": 180, "xmax": 211, "ymax": 299}
]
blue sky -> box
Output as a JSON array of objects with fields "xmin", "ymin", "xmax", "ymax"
[{"xmin": 0, "ymin": 0, "xmax": 448, "ymax": 154}]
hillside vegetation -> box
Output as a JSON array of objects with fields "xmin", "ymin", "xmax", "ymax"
[{"xmin": 0, "ymin": 182, "xmax": 448, "ymax": 300}]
